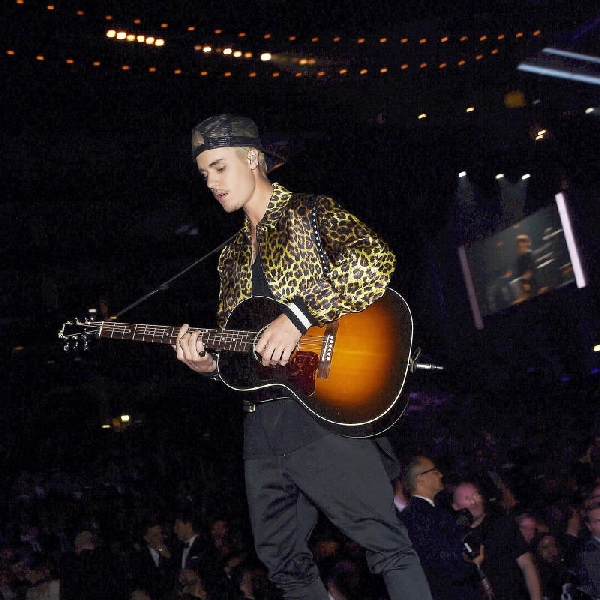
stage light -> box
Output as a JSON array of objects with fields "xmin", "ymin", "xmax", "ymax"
[{"xmin": 555, "ymin": 192, "xmax": 587, "ymax": 289}]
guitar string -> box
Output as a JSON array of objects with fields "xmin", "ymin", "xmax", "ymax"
[{"xmin": 98, "ymin": 324, "xmax": 329, "ymax": 347}]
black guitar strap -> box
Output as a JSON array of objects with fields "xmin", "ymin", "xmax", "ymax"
[{"xmin": 309, "ymin": 204, "xmax": 332, "ymax": 277}]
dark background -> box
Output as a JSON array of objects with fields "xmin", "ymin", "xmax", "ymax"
[{"xmin": 1, "ymin": 0, "xmax": 599, "ymax": 475}]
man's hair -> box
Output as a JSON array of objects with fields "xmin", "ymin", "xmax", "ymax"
[
  {"xmin": 140, "ymin": 516, "xmax": 163, "ymax": 539},
  {"xmin": 402, "ymin": 456, "xmax": 426, "ymax": 493},
  {"xmin": 585, "ymin": 500, "xmax": 600, "ymax": 521},
  {"xmin": 173, "ymin": 508, "xmax": 202, "ymax": 533}
]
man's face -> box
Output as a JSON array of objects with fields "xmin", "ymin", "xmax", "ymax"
[
  {"xmin": 173, "ymin": 519, "xmax": 194, "ymax": 542},
  {"xmin": 587, "ymin": 507, "xmax": 600, "ymax": 539},
  {"xmin": 452, "ymin": 483, "xmax": 486, "ymax": 523},
  {"xmin": 144, "ymin": 525, "xmax": 165, "ymax": 551},
  {"xmin": 416, "ymin": 458, "xmax": 444, "ymax": 496},
  {"xmin": 518, "ymin": 516, "xmax": 537, "ymax": 544},
  {"xmin": 537, "ymin": 535, "xmax": 560, "ymax": 564},
  {"xmin": 196, "ymin": 147, "xmax": 256, "ymax": 214}
]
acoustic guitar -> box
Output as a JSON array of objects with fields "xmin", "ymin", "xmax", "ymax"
[{"xmin": 59, "ymin": 288, "xmax": 413, "ymax": 438}]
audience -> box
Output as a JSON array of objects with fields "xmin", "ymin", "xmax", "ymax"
[{"xmin": 0, "ymin": 379, "xmax": 599, "ymax": 599}]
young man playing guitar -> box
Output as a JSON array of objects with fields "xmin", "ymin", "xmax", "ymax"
[{"xmin": 175, "ymin": 114, "xmax": 431, "ymax": 600}]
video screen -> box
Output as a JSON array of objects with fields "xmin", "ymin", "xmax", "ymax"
[{"xmin": 458, "ymin": 194, "xmax": 585, "ymax": 329}]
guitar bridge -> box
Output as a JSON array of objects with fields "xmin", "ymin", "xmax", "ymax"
[{"xmin": 317, "ymin": 320, "xmax": 339, "ymax": 378}]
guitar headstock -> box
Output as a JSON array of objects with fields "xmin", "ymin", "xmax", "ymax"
[{"xmin": 58, "ymin": 319, "xmax": 103, "ymax": 351}]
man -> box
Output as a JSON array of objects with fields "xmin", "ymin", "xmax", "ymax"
[
  {"xmin": 175, "ymin": 114, "xmax": 431, "ymax": 600},
  {"xmin": 129, "ymin": 519, "xmax": 175, "ymax": 600},
  {"xmin": 452, "ymin": 480, "xmax": 542, "ymax": 600},
  {"xmin": 577, "ymin": 501, "xmax": 600, "ymax": 598},
  {"xmin": 400, "ymin": 457, "xmax": 481, "ymax": 599},
  {"xmin": 515, "ymin": 233, "xmax": 538, "ymax": 300},
  {"xmin": 61, "ymin": 528, "xmax": 127, "ymax": 600},
  {"xmin": 230, "ymin": 560, "xmax": 271, "ymax": 600},
  {"xmin": 173, "ymin": 510, "xmax": 224, "ymax": 597}
]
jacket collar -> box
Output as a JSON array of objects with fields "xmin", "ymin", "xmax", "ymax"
[{"xmin": 242, "ymin": 182, "xmax": 292, "ymax": 233}]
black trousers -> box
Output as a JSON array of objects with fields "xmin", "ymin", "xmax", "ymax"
[{"xmin": 245, "ymin": 432, "xmax": 432, "ymax": 600}]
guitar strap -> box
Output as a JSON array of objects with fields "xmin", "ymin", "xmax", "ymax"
[{"xmin": 309, "ymin": 203, "xmax": 332, "ymax": 277}]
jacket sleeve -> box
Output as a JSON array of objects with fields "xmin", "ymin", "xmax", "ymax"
[{"xmin": 298, "ymin": 195, "xmax": 396, "ymax": 325}]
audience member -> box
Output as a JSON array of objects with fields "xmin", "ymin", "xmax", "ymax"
[
  {"xmin": 532, "ymin": 532, "xmax": 576, "ymax": 600},
  {"xmin": 516, "ymin": 512, "xmax": 541, "ymax": 548},
  {"xmin": 60, "ymin": 528, "xmax": 127, "ymax": 600},
  {"xmin": 130, "ymin": 519, "xmax": 175, "ymax": 600},
  {"xmin": 577, "ymin": 502, "xmax": 600, "ymax": 598},
  {"xmin": 173, "ymin": 510, "xmax": 224, "ymax": 599},
  {"xmin": 24, "ymin": 553, "xmax": 59, "ymax": 600},
  {"xmin": 399, "ymin": 456, "xmax": 481, "ymax": 600},
  {"xmin": 452, "ymin": 480, "xmax": 543, "ymax": 600}
]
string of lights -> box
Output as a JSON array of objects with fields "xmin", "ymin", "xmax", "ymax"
[{"xmin": 3, "ymin": 0, "xmax": 545, "ymax": 82}]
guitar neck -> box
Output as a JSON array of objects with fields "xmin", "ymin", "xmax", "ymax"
[{"xmin": 97, "ymin": 322, "xmax": 255, "ymax": 353}]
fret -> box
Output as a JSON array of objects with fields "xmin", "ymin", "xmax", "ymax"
[{"xmin": 98, "ymin": 322, "xmax": 259, "ymax": 351}]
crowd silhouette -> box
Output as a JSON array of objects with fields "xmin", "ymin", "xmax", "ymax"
[{"xmin": 1, "ymin": 374, "xmax": 599, "ymax": 599}]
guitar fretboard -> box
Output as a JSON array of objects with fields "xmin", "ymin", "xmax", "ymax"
[{"xmin": 98, "ymin": 322, "xmax": 256, "ymax": 353}]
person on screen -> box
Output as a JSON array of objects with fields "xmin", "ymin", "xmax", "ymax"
[{"xmin": 515, "ymin": 234, "xmax": 538, "ymax": 301}]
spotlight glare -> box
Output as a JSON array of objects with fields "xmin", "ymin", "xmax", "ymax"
[
  {"xmin": 459, "ymin": 171, "xmax": 467, "ymax": 178},
  {"xmin": 521, "ymin": 173, "xmax": 531, "ymax": 180},
  {"xmin": 261, "ymin": 53, "xmax": 272, "ymax": 61},
  {"xmin": 495, "ymin": 173, "xmax": 504, "ymax": 179}
]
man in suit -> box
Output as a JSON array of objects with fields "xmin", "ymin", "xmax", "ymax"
[
  {"xmin": 577, "ymin": 501, "xmax": 600, "ymax": 598},
  {"xmin": 400, "ymin": 456, "xmax": 482, "ymax": 600},
  {"xmin": 173, "ymin": 509, "xmax": 225, "ymax": 598},
  {"xmin": 130, "ymin": 519, "xmax": 175, "ymax": 600}
]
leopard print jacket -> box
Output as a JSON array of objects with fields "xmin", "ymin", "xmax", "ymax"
[{"xmin": 216, "ymin": 182, "xmax": 396, "ymax": 330}]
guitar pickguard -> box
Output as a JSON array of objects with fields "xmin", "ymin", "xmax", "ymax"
[{"xmin": 254, "ymin": 351, "xmax": 320, "ymax": 396}]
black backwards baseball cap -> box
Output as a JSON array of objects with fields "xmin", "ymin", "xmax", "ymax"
[{"xmin": 191, "ymin": 114, "xmax": 264, "ymax": 159}]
